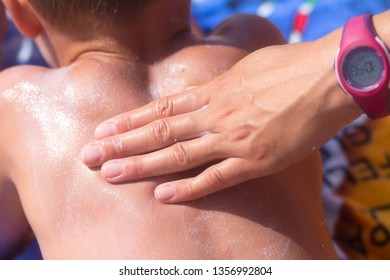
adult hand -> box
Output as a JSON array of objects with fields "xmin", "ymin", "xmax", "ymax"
[{"xmin": 82, "ymin": 33, "xmax": 362, "ymax": 203}]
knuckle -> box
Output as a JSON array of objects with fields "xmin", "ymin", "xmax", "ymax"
[
  {"xmin": 222, "ymin": 105, "xmax": 238, "ymax": 118},
  {"xmin": 170, "ymin": 143, "xmax": 190, "ymax": 168},
  {"xmin": 151, "ymin": 119, "xmax": 171, "ymax": 144},
  {"xmin": 110, "ymin": 137, "xmax": 124, "ymax": 155},
  {"xmin": 127, "ymin": 157, "xmax": 143, "ymax": 179},
  {"xmin": 251, "ymin": 141, "xmax": 270, "ymax": 163},
  {"xmin": 229, "ymin": 125, "xmax": 252, "ymax": 142},
  {"xmin": 185, "ymin": 181, "xmax": 199, "ymax": 200},
  {"xmin": 205, "ymin": 168, "xmax": 225, "ymax": 191},
  {"xmin": 154, "ymin": 96, "xmax": 174, "ymax": 118},
  {"xmin": 124, "ymin": 114, "xmax": 134, "ymax": 130}
]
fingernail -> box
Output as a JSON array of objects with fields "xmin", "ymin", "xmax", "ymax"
[
  {"xmin": 155, "ymin": 185, "xmax": 176, "ymax": 201},
  {"xmin": 95, "ymin": 122, "xmax": 117, "ymax": 139},
  {"xmin": 82, "ymin": 143, "xmax": 103, "ymax": 165},
  {"xmin": 103, "ymin": 162, "xmax": 124, "ymax": 179}
]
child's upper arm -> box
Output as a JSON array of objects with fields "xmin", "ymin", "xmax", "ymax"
[
  {"xmin": 0, "ymin": 135, "xmax": 28, "ymax": 259},
  {"xmin": 0, "ymin": 64, "xmax": 48, "ymax": 177},
  {"xmin": 0, "ymin": 66, "xmax": 39, "ymax": 259},
  {"xmin": 0, "ymin": 67, "xmax": 17, "ymax": 177},
  {"xmin": 0, "ymin": 179, "xmax": 31, "ymax": 259}
]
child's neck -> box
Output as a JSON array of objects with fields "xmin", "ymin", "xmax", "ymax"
[{"xmin": 37, "ymin": 0, "xmax": 193, "ymax": 67}]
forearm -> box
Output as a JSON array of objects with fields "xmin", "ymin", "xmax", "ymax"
[{"xmin": 310, "ymin": 24, "xmax": 362, "ymax": 128}]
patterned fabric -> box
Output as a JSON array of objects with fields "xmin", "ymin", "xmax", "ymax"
[{"xmin": 322, "ymin": 116, "xmax": 390, "ymax": 259}]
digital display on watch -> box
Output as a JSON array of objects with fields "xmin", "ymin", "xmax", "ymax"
[
  {"xmin": 336, "ymin": 14, "xmax": 390, "ymax": 118},
  {"xmin": 344, "ymin": 47, "xmax": 383, "ymax": 88}
]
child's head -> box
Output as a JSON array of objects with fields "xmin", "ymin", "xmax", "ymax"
[
  {"xmin": 3, "ymin": 0, "xmax": 157, "ymax": 39},
  {"xmin": 3, "ymin": 0, "xmax": 187, "ymax": 66},
  {"xmin": 31, "ymin": 0, "xmax": 155, "ymax": 35}
]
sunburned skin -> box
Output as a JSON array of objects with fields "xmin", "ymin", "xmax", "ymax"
[{"xmin": 0, "ymin": 2, "xmax": 337, "ymax": 259}]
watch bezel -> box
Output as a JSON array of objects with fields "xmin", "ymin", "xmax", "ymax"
[
  {"xmin": 335, "ymin": 14, "xmax": 390, "ymax": 118},
  {"xmin": 341, "ymin": 46, "xmax": 386, "ymax": 92}
]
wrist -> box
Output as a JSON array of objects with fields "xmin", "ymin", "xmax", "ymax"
[
  {"xmin": 313, "ymin": 29, "xmax": 363, "ymax": 126},
  {"xmin": 333, "ymin": 13, "xmax": 390, "ymax": 119},
  {"xmin": 373, "ymin": 11, "xmax": 390, "ymax": 48}
]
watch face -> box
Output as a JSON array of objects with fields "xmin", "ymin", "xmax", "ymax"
[{"xmin": 342, "ymin": 46, "xmax": 385, "ymax": 90}]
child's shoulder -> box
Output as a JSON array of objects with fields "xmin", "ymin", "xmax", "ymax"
[
  {"xmin": 0, "ymin": 65, "xmax": 52, "ymax": 112},
  {"xmin": 206, "ymin": 14, "xmax": 286, "ymax": 52},
  {"xmin": 0, "ymin": 65, "xmax": 49, "ymax": 91}
]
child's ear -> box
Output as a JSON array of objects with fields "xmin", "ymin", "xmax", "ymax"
[{"xmin": 2, "ymin": 0, "xmax": 42, "ymax": 38}]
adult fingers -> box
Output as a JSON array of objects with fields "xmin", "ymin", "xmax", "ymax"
[
  {"xmin": 100, "ymin": 134, "xmax": 226, "ymax": 182},
  {"xmin": 81, "ymin": 110, "xmax": 208, "ymax": 167},
  {"xmin": 154, "ymin": 158, "xmax": 253, "ymax": 203},
  {"xmin": 95, "ymin": 87, "xmax": 210, "ymax": 139}
]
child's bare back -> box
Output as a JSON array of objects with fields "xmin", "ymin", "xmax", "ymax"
[{"xmin": 0, "ymin": 0, "xmax": 336, "ymax": 259}]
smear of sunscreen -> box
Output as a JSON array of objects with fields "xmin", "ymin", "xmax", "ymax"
[{"xmin": 2, "ymin": 81, "xmax": 79, "ymax": 161}]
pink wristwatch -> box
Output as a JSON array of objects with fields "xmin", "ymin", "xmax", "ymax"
[{"xmin": 335, "ymin": 14, "xmax": 390, "ymax": 118}]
